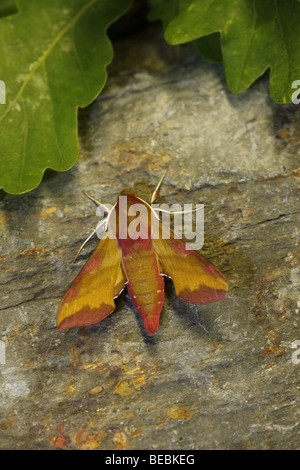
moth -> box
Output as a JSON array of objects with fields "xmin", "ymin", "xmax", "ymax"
[{"xmin": 57, "ymin": 171, "xmax": 228, "ymax": 334}]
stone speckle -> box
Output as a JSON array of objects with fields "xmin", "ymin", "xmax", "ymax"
[{"xmin": 0, "ymin": 24, "xmax": 300, "ymax": 450}]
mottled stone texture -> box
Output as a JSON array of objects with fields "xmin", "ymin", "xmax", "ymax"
[{"xmin": 0, "ymin": 23, "xmax": 300, "ymax": 450}]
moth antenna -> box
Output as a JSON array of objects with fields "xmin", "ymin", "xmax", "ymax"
[
  {"xmin": 153, "ymin": 206, "xmax": 202, "ymax": 215},
  {"xmin": 82, "ymin": 190, "xmax": 110, "ymax": 214},
  {"xmin": 150, "ymin": 168, "xmax": 168, "ymax": 204},
  {"xmin": 104, "ymin": 202, "xmax": 116, "ymax": 232}
]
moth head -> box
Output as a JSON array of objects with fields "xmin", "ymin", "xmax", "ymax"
[{"xmin": 119, "ymin": 188, "xmax": 137, "ymax": 197}]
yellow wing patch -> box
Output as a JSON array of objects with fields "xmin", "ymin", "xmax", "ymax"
[{"xmin": 57, "ymin": 235, "xmax": 124, "ymax": 329}]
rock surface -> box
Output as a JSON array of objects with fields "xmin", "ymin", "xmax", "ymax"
[{"xmin": 0, "ymin": 23, "xmax": 300, "ymax": 450}]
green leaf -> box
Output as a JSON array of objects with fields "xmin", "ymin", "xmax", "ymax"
[
  {"xmin": 0, "ymin": 0, "xmax": 18, "ymax": 19},
  {"xmin": 149, "ymin": 0, "xmax": 300, "ymax": 103},
  {"xmin": 193, "ymin": 33, "xmax": 222, "ymax": 63},
  {"xmin": 0, "ymin": 0, "xmax": 132, "ymax": 194}
]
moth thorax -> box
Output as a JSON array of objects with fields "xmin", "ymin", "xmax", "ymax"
[{"xmin": 115, "ymin": 193, "xmax": 152, "ymax": 240}]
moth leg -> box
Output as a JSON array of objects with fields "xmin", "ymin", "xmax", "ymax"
[
  {"xmin": 73, "ymin": 218, "xmax": 107, "ymax": 263},
  {"xmin": 73, "ymin": 229, "xmax": 97, "ymax": 263},
  {"xmin": 150, "ymin": 168, "xmax": 168, "ymax": 204}
]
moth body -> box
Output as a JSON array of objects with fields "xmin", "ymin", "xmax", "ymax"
[{"xmin": 57, "ymin": 180, "xmax": 228, "ymax": 335}]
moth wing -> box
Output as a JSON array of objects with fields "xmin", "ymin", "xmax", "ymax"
[
  {"xmin": 57, "ymin": 234, "xmax": 126, "ymax": 330},
  {"xmin": 152, "ymin": 229, "xmax": 228, "ymax": 304},
  {"xmin": 113, "ymin": 259, "xmax": 127, "ymax": 298}
]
